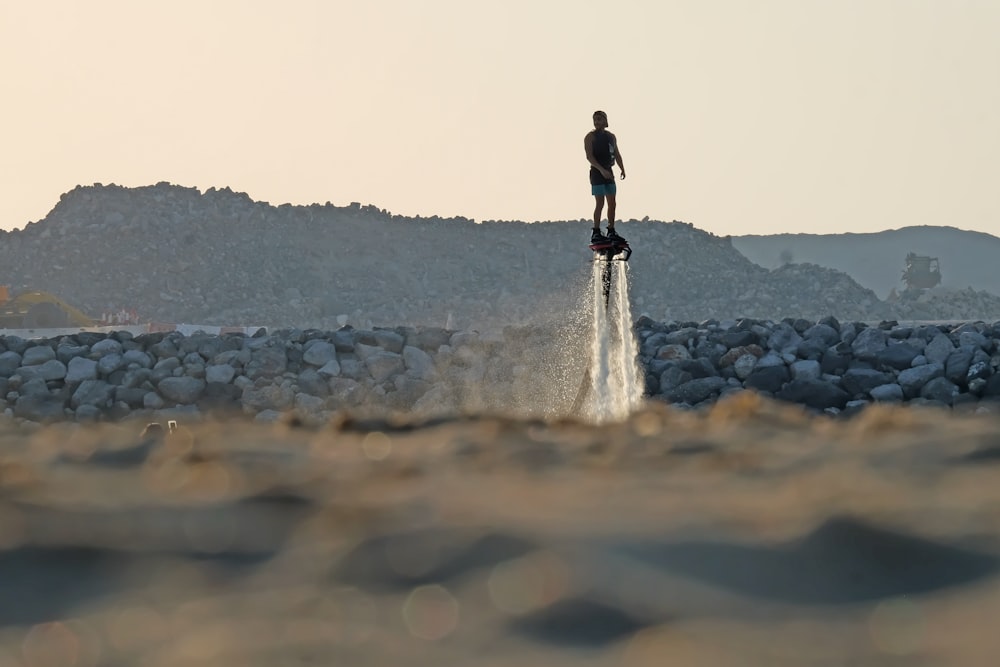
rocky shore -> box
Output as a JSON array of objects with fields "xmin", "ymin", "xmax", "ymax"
[{"xmin": 3, "ymin": 315, "xmax": 1000, "ymax": 425}]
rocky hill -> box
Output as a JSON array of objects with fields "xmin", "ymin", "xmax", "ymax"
[
  {"xmin": 2, "ymin": 183, "xmax": 999, "ymax": 330},
  {"xmin": 732, "ymin": 226, "xmax": 1000, "ymax": 298}
]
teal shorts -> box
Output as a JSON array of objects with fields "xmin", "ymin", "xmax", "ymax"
[{"xmin": 591, "ymin": 183, "xmax": 617, "ymax": 196}]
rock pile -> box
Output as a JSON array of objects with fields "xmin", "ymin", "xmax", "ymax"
[
  {"xmin": 3, "ymin": 183, "xmax": 1000, "ymax": 331},
  {"xmin": 3, "ymin": 316, "xmax": 999, "ymax": 425},
  {"xmin": 636, "ymin": 316, "xmax": 1000, "ymax": 412},
  {"xmin": 0, "ymin": 324, "xmax": 584, "ymax": 425}
]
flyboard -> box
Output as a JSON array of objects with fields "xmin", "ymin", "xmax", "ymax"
[{"xmin": 588, "ymin": 235, "xmax": 631, "ymax": 308}]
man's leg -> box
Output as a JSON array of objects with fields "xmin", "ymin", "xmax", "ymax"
[
  {"xmin": 606, "ymin": 194, "xmax": 617, "ymax": 231},
  {"xmin": 593, "ymin": 195, "xmax": 605, "ymax": 229}
]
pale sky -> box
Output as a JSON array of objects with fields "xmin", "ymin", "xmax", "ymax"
[{"xmin": 2, "ymin": 0, "xmax": 998, "ymax": 237}]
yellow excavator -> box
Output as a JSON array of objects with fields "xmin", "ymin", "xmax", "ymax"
[{"xmin": 0, "ymin": 285, "xmax": 98, "ymax": 329}]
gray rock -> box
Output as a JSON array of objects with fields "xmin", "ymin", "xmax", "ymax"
[
  {"xmin": 409, "ymin": 327, "xmax": 452, "ymax": 353},
  {"xmin": 841, "ymin": 368, "xmax": 895, "ymax": 397},
  {"xmin": 898, "ymin": 363, "xmax": 945, "ymax": 398},
  {"xmin": 982, "ymin": 374, "xmax": 1000, "ymax": 398},
  {"xmin": 412, "ymin": 384, "xmax": 457, "ymax": 415},
  {"xmin": 924, "ymin": 333, "xmax": 956, "ymax": 364},
  {"xmin": 744, "ymin": 364, "xmax": 790, "ymax": 394},
  {"xmin": 920, "ymin": 377, "xmax": 960, "ymax": 405},
  {"xmin": 732, "ymin": 354, "xmax": 758, "ymax": 380},
  {"xmin": 767, "ymin": 323, "xmax": 802, "ymax": 354},
  {"xmin": 71, "ymin": 380, "xmax": 115, "ymax": 409},
  {"xmin": 403, "ymin": 345, "xmax": 437, "ymax": 381},
  {"xmin": 353, "ymin": 342, "xmax": 380, "ymax": 362},
  {"xmin": 242, "ymin": 384, "xmax": 295, "ymax": 412},
  {"xmin": 870, "ymin": 383, "xmax": 904, "ymax": 402},
  {"xmin": 74, "ymin": 405, "xmax": 102, "ymax": 422},
  {"xmin": 967, "ymin": 360, "xmax": 992, "ymax": 383},
  {"xmin": 839, "ymin": 322, "xmax": 858, "ymax": 345},
  {"xmin": 968, "ymin": 378, "xmax": 988, "ymax": 396},
  {"xmin": 205, "ymin": 364, "xmax": 236, "ymax": 384},
  {"xmin": 151, "ymin": 357, "xmax": 181, "ymax": 383},
  {"xmin": 365, "ymin": 351, "xmax": 406, "ymax": 384},
  {"xmin": 295, "ymin": 368, "xmax": 329, "ymax": 397},
  {"xmin": 666, "ymin": 376, "xmax": 728, "ymax": 405},
  {"xmin": 450, "ymin": 331, "xmax": 482, "ymax": 348},
  {"xmin": 21, "ymin": 345, "xmax": 56, "ymax": 366},
  {"xmin": 328, "ymin": 377, "xmax": 365, "ymax": 407},
  {"xmin": 332, "ymin": 329, "xmax": 356, "ymax": 352},
  {"xmin": 664, "ymin": 327, "xmax": 698, "ymax": 346},
  {"xmin": 65, "ymin": 356, "xmax": 99, "ymax": 383},
  {"xmin": 97, "ymin": 353, "xmax": 124, "ymax": 376},
  {"xmin": 122, "ymin": 349, "xmax": 154, "ymax": 368},
  {"xmin": 56, "ymin": 344, "xmax": 88, "ymax": 364},
  {"xmin": 374, "ymin": 329, "xmax": 405, "ymax": 354},
  {"xmin": 640, "ymin": 332, "xmax": 668, "ymax": 359},
  {"xmin": 182, "ymin": 352, "xmax": 206, "ymax": 368},
  {"xmin": 246, "ymin": 345, "xmax": 288, "ymax": 379},
  {"xmin": 90, "ymin": 338, "xmax": 123, "ymax": 357},
  {"xmin": 389, "ymin": 375, "xmax": 432, "ymax": 410},
  {"xmin": 143, "ymin": 392, "xmax": 165, "ymax": 410},
  {"xmin": 790, "ymin": 359, "xmax": 822, "ymax": 381},
  {"xmin": 157, "ymin": 376, "xmax": 206, "ymax": 404},
  {"xmin": 14, "ymin": 367, "xmax": 44, "ymax": 384},
  {"xmin": 13, "ymin": 394, "xmax": 66, "ymax": 422},
  {"xmin": 303, "ymin": 340, "xmax": 338, "ymax": 367},
  {"xmin": 316, "ymin": 359, "xmax": 341, "ymax": 378},
  {"xmin": 655, "ymin": 344, "xmax": 691, "ymax": 361},
  {"xmin": 720, "ymin": 329, "xmax": 759, "ymax": 348},
  {"xmin": 255, "ymin": 409, "xmax": 284, "ymax": 423},
  {"xmin": 114, "ymin": 386, "xmax": 149, "ymax": 408},
  {"xmin": 851, "ymin": 327, "xmax": 887, "ymax": 361},
  {"xmin": 37, "ymin": 359, "xmax": 68, "ymax": 381},
  {"xmin": 213, "ymin": 349, "xmax": 248, "ymax": 367},
  {"xmin": 18, "ymin": 377, "xmax": 50, "ymax": 397},
  {"xmin": 149, "ymin": 337, "xmax": 179, "ymax": 359},
  {"xmin": 795, "ymin": 337, "xmax": 828, "ymax": 361},
  {"xmin": 0, "ymin": 351, "xmax": 22, "ymax": 377},
  {"xmin": 877, "ymin": 342, "xmax": 922, "ymax": 371},
  {"xmin": 776, "ymin": 378, "xmax": 850, "ymax": 410},
  {"xmin": 821, "ymin": 345, "xmax": 852, "ymax": 375},
  {"xmin": 293, "ymin": 392, "xmax": 327, "ymax": 417},
  {"xmin": 678, "ymin": 358, "xmax": 718, "ymax": 379},
  {"xmin": 338, "ymin": 357, "xmax": 366, "ymax": 381},
  {"xmin": 756, "ymin": 352, "xmax": 786, "ymax": 368},
  {"xmin": 195, "ymin": 336, "xmax": 228, "ymax": 361},
  {"xmin": 944, "ymin": 347, "xmax": 975, "ymax": 385},
  {"xmin": 958, "ymin": 330, "xmax": 991, "ymax": 352},
  {"xmin": 659, "ymin": 365, "xmax": 693, "ymax": 393}
]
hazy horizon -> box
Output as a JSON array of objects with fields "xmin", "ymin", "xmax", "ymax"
[{"xmin": 3, "ymin": 1, "xmax": 998, "ymax": 237}]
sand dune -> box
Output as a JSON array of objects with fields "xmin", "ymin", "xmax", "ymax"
[{"xmin": 1, "ymin": 393, "xmax": 999, "ymax": 665}]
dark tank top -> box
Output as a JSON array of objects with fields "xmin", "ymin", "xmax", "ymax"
[
  {"xmin": 589, "ymin": 130, "xmax": 616, "ymax": 185},
  {"xmin": 591, "ymin": 130, "xmax": 616, "ymax": 169}
]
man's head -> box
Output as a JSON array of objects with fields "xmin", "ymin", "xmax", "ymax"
[{"xmin": 593, "ymin": 110, "xmax": 608, "ymax": 129}]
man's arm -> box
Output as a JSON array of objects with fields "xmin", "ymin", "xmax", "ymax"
[
  {"xmin": 612, "ymin": 133, "xmax": 626, "ymax": 179},
  {"xmin": 584, "ymin": 132, "xmax": 613, "ymax": 179}
]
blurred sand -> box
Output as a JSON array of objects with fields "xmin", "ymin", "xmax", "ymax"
[{"xmin": 1, "ymin": 393, "xmax": 999, "ymax": 666}]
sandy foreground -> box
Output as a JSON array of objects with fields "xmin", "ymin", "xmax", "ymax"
[{"xmin": 1, "ymin": 394, "xmax": 999, "ymax": 666}]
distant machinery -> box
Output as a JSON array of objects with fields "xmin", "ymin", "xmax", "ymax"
[
  {"xmin": 901, "ymin": 252, "xmax": 942, "ymax": 291},
  {"xmin": 0, "ymin": 285, "xmax": 97, "ymax": 329}
]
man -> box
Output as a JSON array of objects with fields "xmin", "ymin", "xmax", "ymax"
[{"xmin": 584, "ymin": 110, "xmax": 626, "ymax": 243}]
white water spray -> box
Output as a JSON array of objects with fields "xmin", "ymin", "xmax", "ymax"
[{"xmin": 578, "ymin": 259, "xmax": 644, "ymax": 422}]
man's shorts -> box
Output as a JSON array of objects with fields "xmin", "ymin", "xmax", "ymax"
[{"xmin": 591, "ymin": 182, "xmax": 617, "ymax": 197}]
